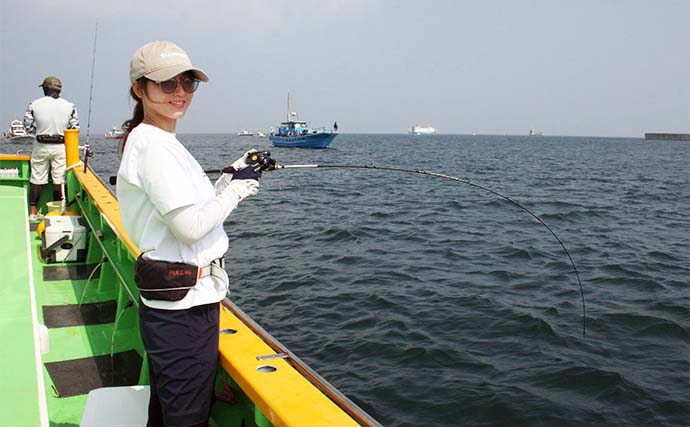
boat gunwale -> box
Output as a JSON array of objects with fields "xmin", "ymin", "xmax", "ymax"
[{"xmin": 0, "ymin": 154, "xmax": 31, "ymax": 161}]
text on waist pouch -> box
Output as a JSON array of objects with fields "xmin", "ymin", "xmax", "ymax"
[{"xmin": 167, "ymin": 269, "xmax": 195, "ymax": 277}]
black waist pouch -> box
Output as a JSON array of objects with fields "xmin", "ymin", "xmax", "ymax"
[
  {"xmin": 134, "ymin": 254, "xmax": 199, "ymax": 301},
  {"xmin": 37, "ymin": 134, "xmax": 65, "ymax": 144}
]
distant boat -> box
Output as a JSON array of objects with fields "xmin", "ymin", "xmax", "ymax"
[
  {"xmin": 2, "ymin": 119, "xmax": 35, "ymax": 143},
  {"xmin": 238, "ymin": 130, "xmax": 267, "ymax": 137},
  {"xmin": 104, "ymin": 125, "xmax": 126, "ymax": 139},
  {"xmin": 408, "ymin": 125, "xmax": 437, "ymax": 135},
  {"xmin": 269, "ymin": 94, "xmax": 338, "ymax": 148},
  {"xmin": 529, "ymin": 129, "xmax": 543, "ymax": 136}
]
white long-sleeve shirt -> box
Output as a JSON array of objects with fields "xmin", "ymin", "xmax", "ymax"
[{"xmin": 116, "ymin": 123, "xmax": 256, "ymax": 310}]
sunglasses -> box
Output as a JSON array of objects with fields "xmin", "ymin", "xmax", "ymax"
[{"xmin": 154, "ymin": 77, "xmax": 199, "ymax": 94}]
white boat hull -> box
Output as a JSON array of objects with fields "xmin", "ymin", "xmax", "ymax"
[
  {"xmin": 409, "ymin": 126, "xmax": 437, "ymax": 135},
  {"xmin": 3, "ymin": 135, "xmax": 35, "ymax": 143}
]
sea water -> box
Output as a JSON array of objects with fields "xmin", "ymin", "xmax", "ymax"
[{"xmin": 4, "ymin": 133, "xmax": 688, "ymax": 426}]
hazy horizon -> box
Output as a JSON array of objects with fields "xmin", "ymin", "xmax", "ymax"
[
  {"xmin": 171, "ymin": 131, "xmax": 667, "ymax": 138},
  {"xmin": 1, "ymin": 0, "xmax": 688, "ymax": 138}
]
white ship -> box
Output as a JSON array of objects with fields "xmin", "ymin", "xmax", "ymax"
[
  {"xmin": 2, "ymin": 119, "xmax": 35, "ymax": 143},
  {"xmin": 238, "ymin": 130, "xmax": 266, "ymax": 137},
  {"xmin": 409, "ymin": 125, "xmax": 437, "ymax": 135},
  {"xmin": 104, "ymin": 125, "xmax": 126, "ymax": 139}
]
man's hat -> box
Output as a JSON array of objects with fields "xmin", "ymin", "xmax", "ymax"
[
  {"xmin": 39, "ymin": 76, "xmax": 62, "ymax": 90},
  {"xmin": 130, "ymin": 41, "xmax": 209, "ymax": 83}
]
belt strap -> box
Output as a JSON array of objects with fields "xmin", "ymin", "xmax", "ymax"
[
  {"xmin": 36, "ymin": 134, "xmax": 65, "ymax": 144},
  {"xmin": 199, "ymin": 258, "xmax": 225, "ymax": 280}
]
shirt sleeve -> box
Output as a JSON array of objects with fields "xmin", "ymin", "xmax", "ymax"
[
  {"xmin": 213, "ymin": 173, "xmax": 233, "ymax": 194},
  {"xmin": 164, "ymin": 178, "xmax": 257, "ymax": 245},
  {"xmin": 139, "ymin": 143, "xmax": 200, "ymax": 216},
  {"xmin": 164, "ymin": 194, "xmax": 239, "ymax": 246},
  {"xmin": 23, "ymin": 103, "xmax": 35, "ymax": 133}
]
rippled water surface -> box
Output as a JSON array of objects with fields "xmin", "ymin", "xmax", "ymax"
[{"xmin": 5, "ymin": 133, "xmax": 688, "ymax": 426}]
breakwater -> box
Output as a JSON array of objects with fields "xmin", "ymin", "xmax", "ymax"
[{"xmin": 645, "ymin": 132, "xmax": 690, "ymax": 141}]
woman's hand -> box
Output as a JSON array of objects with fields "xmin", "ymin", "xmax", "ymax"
[
  {"xmin": 229, "ymin": 149, "xmax": 258, "ymax": 172},
  {"xmin": 231, "ymin": 166, "xmax": 261, "ymax": 181},
  {"xmin": 228, "ymin": 178, "xmax": 259, "ymax": 201}
]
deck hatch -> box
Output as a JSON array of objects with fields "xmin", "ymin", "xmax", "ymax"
[
  {"xmin": 42, "ymin": 301, "xmax": 117, "ymax": 328},
  {"xmin": 42, "ymin": 263, "xmax": 100, "ymax": 281},
  {"xmin": 44, "ymin": 350, "xmax": 142, "ymax": 397}
]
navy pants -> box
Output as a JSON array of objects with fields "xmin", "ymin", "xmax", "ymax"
[{"xmin": 139, "ymin": 302, "xmax": 220, "ymax": 427}]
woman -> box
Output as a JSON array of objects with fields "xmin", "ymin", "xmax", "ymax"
[{"xmin": 116, "ymin": 40, "xmax": 259, "ymax": 427}]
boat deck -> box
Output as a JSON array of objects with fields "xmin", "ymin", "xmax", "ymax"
[
  {"xmin": 0, "ymin": 185, "xmax": 45, "ymax": 425},
  {"xmin": 0, "ymin": 185, "xmax": 141, "ymax": 426}
]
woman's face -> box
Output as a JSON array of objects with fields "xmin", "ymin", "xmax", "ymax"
[{"xmin": 134, "ymin": 72, "xmax": 196, "ymax": 131}]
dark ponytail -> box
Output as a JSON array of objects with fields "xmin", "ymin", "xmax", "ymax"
[{"xmin": 120, "ymin": 79, "xmax": 146, "ymax": 153}]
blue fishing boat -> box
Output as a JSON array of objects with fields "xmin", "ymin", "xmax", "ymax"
[{"xmin": 269, "ymin": 94, "xmax": 338, "ymax": 148}]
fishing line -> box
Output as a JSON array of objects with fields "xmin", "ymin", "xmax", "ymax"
[
  {"xmin": 269, "ymin": 163, "xmax": 587, "ymax": 337},
  {"xmin": 125, "ymin": 157, "xmax": 586, "ymax": 336}
]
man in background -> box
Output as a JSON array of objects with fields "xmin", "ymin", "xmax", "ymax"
[{"xmin": 24, "ymin": 76, "xmax": 79, "ymax": 220}]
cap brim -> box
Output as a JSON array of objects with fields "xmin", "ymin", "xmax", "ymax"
[{"xmin": 144, "ymin": 65, "xmax": 209, "ymax": 82}]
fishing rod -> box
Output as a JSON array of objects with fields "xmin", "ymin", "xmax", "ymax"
[
  {"xmin": 211, "ymin": 151, "xmax": 587, "ymax": 337},
  {"xmin": 63, "ymin": 21, "xmax": 98, "ymax": 213},
  {"xmin": 84, "ymin": 20, "xmax": 98, "ymax": 145}
]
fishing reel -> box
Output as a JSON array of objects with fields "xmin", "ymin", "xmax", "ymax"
[
  {"xmin": 222, "ymin": 150, "xmax": 277, "ymax": 174},
  {"xmin": 246, "ymin": 150, "xmax": 277, "ymax": 172}
]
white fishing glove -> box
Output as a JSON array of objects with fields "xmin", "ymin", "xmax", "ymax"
[{"xmin": 226, "ymin": 178, "xmax": 259, "ymax": 202}]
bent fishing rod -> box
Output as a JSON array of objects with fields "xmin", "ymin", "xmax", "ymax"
[
  {"xmin": 207, "ymin": 151, "xmax": 587, "ymax": 337},
  {"xmin": 109, "ymin": 151, "xmax": 586, "ymax": 336}
]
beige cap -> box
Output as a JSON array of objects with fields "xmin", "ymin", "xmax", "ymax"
[
  {"xmin": 39, "ymin": 76, "xmax": 62, "ymax": 89},
  {"xmin": 130, "ymin": 41, "xmax": 209, "ymax": 83}
]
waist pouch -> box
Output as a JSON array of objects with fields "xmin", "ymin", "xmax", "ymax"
[
  {"xmin": 37, "ymin": 134, "xmax": 65, "ymax": 144},
  {"xmin": 134, "ymin": 255, "xmax": 199, "ymax": 301}
]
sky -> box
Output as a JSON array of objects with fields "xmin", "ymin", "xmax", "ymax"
[{"xmin": 1, "ymin": 0, "xmax": 688, "ymax": 137}]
